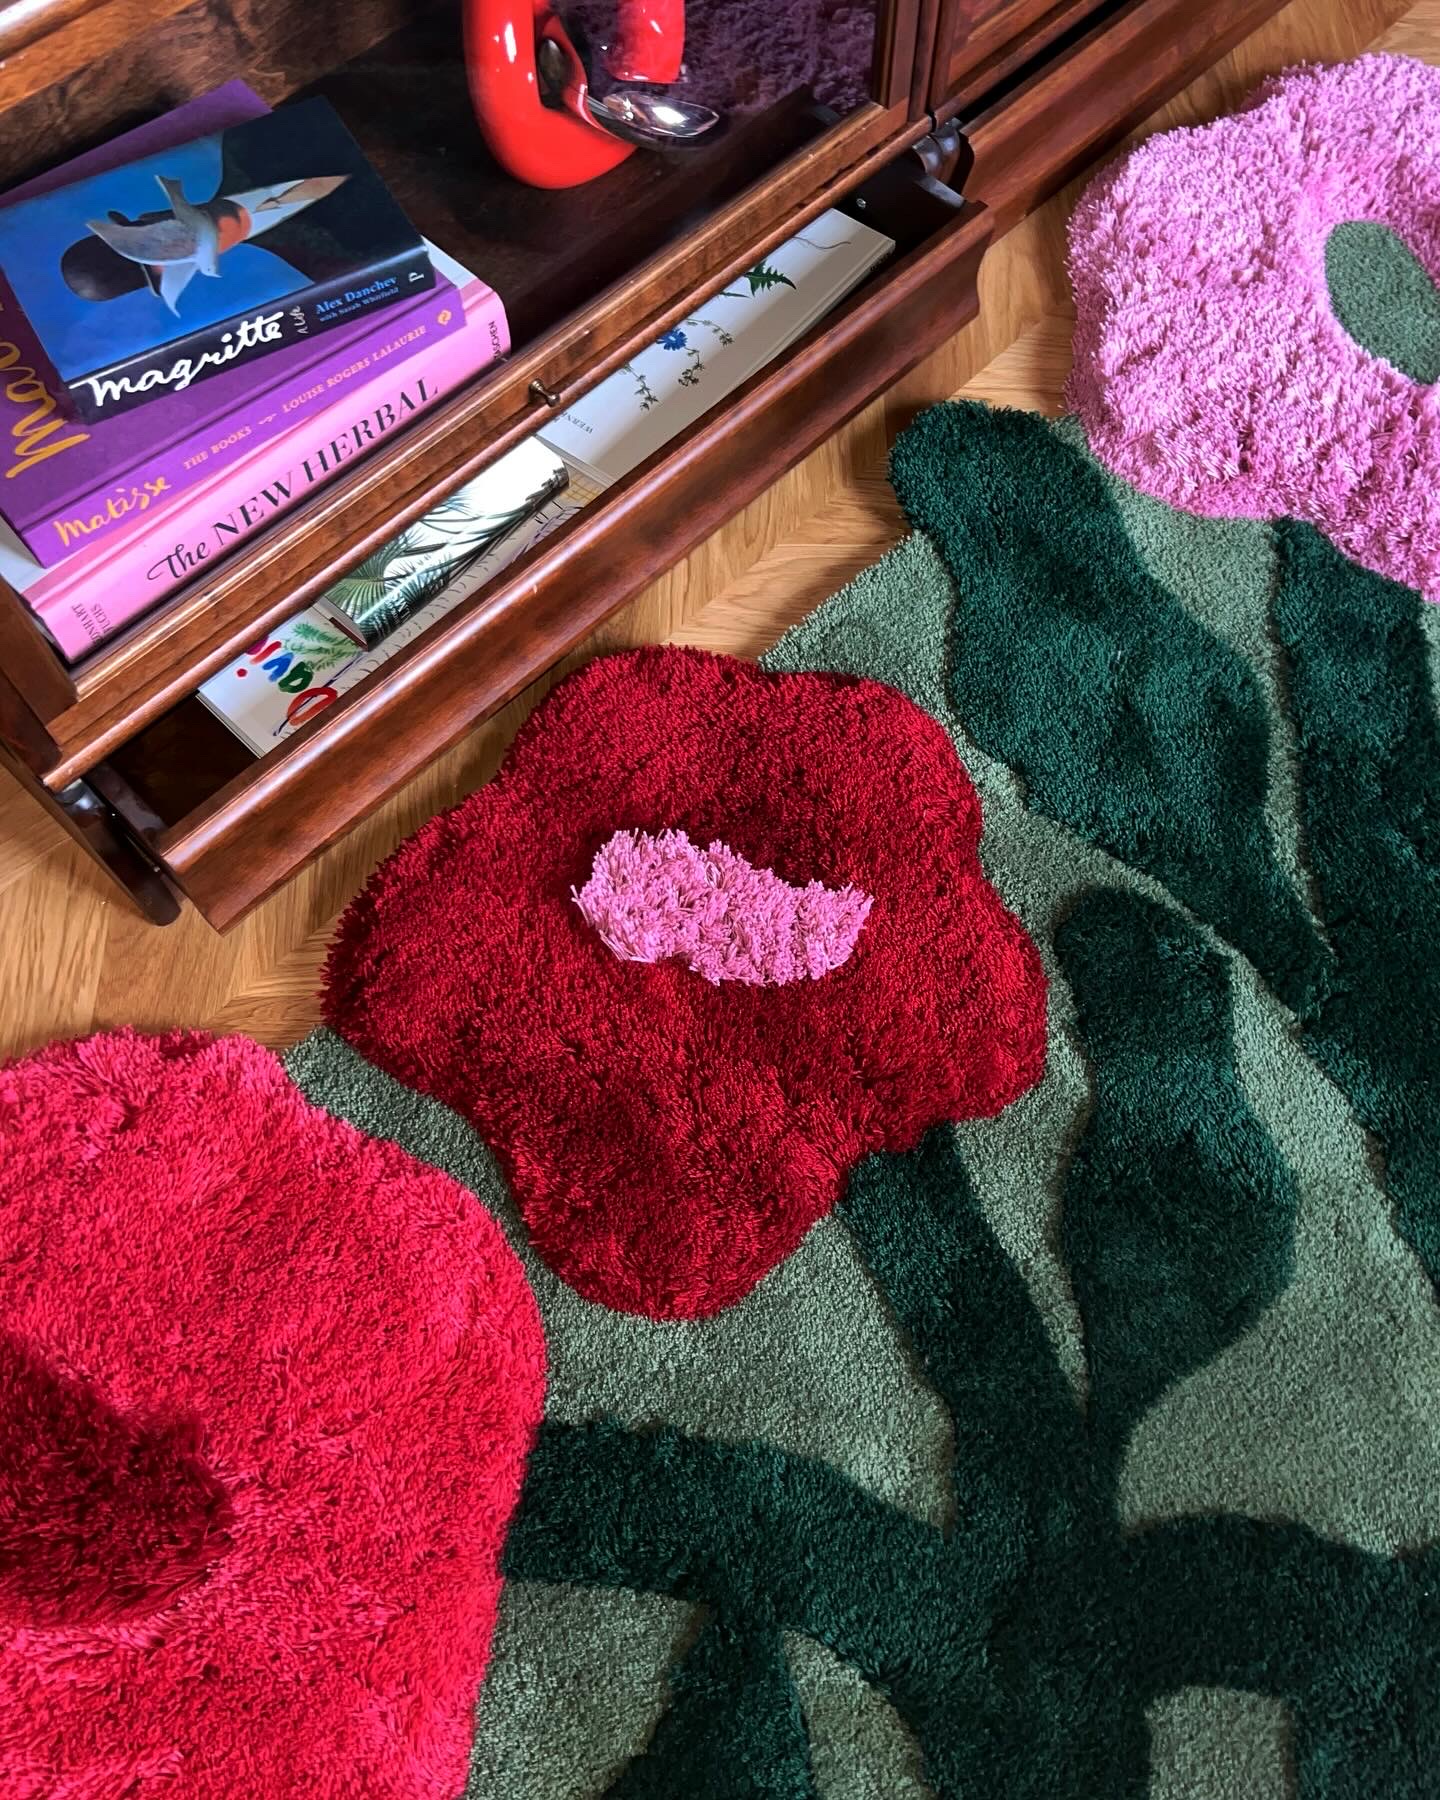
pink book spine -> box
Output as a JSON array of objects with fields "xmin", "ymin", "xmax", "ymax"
[
  {"xmin": 3, "ymin": 273, "xmax": 464, "ymax": 570},
  {"xmin": 31, "ymin": 283, "xmax": 509, "ymax": 661}
]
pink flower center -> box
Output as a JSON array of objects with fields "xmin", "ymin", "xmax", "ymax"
[{"xmin": 574, "ymin": 828, "xmax": 873, "ymax": 986}]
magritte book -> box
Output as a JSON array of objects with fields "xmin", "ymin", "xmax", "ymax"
[{"xmin": 0, "ymin": 99, "xmax": 432, "ymax": 424}]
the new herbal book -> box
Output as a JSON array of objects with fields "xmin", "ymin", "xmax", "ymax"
[
  {"xmin": 0, "ymin": 97, "xmax": 432, "ymax": 423},
  {"xmin": 1, "ymin": 269, "xmax": 508, "ymax": 660}
]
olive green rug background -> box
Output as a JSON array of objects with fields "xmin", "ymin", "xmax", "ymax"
[{"xmin": 289, "ymin": 402, "xmax": 1440, "ymax": 1798}]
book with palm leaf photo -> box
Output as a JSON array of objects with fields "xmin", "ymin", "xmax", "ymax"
[
  {"xmin": 325, "ymin": 460, "xmax": 566, "ymax": 647},
  {"xmin": 196, "ymin": 437, "xmax": 566, "ymax": 753}
]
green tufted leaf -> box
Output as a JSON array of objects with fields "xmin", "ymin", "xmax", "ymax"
[
  {"xmin": 1325, "ymin": 221, "xmax": 1440, "ymax": 384},
  {"xmin": 888, "ymin": 401, "xmax": 1329, "ymax": 1016},
  {"xmin": 841, "ymin": 1129, "xmax": 1091, "ymax": 1527},
  {"xmin": 606, "ymin": 1614, "xmax": 817, "ymax": 1800},
  {"xmin": 1275, "ymin": 522, "xmax": 1440, "ymax": 1286},
  {"xmin": 1057, "ymin": 888, "xmax": 1299, "ymax": 1473}
]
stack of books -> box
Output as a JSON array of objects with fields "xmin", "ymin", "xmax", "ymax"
[
  {"xmin": 195, "ymin": 207, "xmax": 894, "ymax": 756},
  {"xmin": 0, "ymin": 81, "xmax": 510, "ymax": 662}
]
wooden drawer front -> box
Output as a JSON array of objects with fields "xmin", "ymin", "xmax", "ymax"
[
  {"xmin": 149, "ymin": 188, "xmax": 990, "ymax": 928},
  {"xmin": 953, "ymin": 0, "xmax": 1288, "ymax": 233},
  {"xmin": 1, "ymin": 0, "xmax": 928, "ymax": 792},
  {"xmin": 935, "ymin": 0, "xmax": 1106, "ymax": 108}
]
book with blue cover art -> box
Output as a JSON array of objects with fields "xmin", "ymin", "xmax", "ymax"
[{"xmin": 0, "ymin": 97, "xmax": 432, "ymax": 424}]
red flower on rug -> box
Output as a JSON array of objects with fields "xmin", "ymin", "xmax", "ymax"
[
  {"xmin": 324, "ymin": 648, "xmax": 1047, "ymax": 1320},
  {"xmin": 0, "ymin": 1031, "xmax": 544, "ymax": 1800}
]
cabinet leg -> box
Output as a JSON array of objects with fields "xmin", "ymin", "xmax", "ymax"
[
  {"xmin": 1, "ymin": 744, "xmax": 182, "ymax": 926},
  {"xmin": 54, "ymin": 779, "xmax": 181, "ymax": 925}
]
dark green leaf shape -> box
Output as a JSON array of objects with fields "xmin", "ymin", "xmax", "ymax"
[
  {"xmin": 742, "ymin": 261, "xmax": 795, "ymax": 294},
  {"xmin": 607, "ymin": 1614, "xmax": 817, "ymax": 1800},
  {"xmin": 1274, "ymin": 521, "xmax": 1440, "ymax": 1285},
  {"xmin": 1057, "ymin": 888, "xmax": 1299, "ymax": 1471},
  {"xmin": 888, "ymin": 400, "xmax": 1328, "ymax": 1015},
  {"xmin": 505, "ymin": 870, "xmax": 1438, "ymax": 1796},
  {"xmin": 506, "ymin": 1420, "xmax": 962, "ymax": 1696},
  {"xmin": 1325, "ymin": 222, "xmax": 1440, "ymax": 384},
  {"xmin": 1118, "ymin": 1522, "xmax": 1440, "ymax": 1797},
  {"xmin": 510, "ymin": 1322, "xmax": 1437, "ymax": 1798},
  {"xmin": 841, "ymin": 1122, "xmax": 1096, "ymax": 1536}
]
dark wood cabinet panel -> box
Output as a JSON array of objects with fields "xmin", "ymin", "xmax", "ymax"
[
  {"xmin": 952, "ymin": 0, "xmax": 1288, "ymax": 233},
  {"xmin": 0, "ymin": 0, "xmax": 1299, "ymax": 927},
  {"xmin": 932, "ymin": 0, "xmax": 1105, "ymax": 107}
]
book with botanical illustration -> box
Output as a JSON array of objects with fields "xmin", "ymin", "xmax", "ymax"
[{"xmin": 536, "ymin": 211, "xmax": 894, "ymax": 485}]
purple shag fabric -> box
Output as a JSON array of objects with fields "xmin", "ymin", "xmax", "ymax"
[{"xmin": 560, "ymin": 0, "xmax": 876, "ymax": 118}]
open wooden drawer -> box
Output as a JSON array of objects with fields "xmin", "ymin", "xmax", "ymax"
[
  {"xmin": 91, "ymin": 157, "xmax": 989, "ymax": 928},
  {"xmin": 940, "ymin": 0, "xmax": 1289, "ymax": 231}
]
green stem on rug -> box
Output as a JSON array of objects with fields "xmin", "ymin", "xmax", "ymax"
[
  {"xmin": 505, "ymin": 1420, "xmax": 960, "ymax": 1682},
  {"xmin": 1116, "ymin": 1519, "xmax": 1440, "ymax": 1793},
  {"xmin": 887, "ymin": 400, "xmax": 1330, "ymax": 1018},
  {"xmin": 1274, "ymin": 521, "xmax": 1440, "ymax": 1289},
  {"xmin": 1056, "ymin": 887, "xmax": 1298, "ymax": 1483},
  {"xmin": 605, "ymin": 1612, "xmax": 818, "ymax": 1799},
  {"xmin": 504, "ymin": 887, "xmax": 1436, "ymax": 1797}
]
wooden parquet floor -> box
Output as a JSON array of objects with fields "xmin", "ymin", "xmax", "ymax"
[{"xmin": 0, "ymin": 0, "xmax": 1427, "ymax": 1057}]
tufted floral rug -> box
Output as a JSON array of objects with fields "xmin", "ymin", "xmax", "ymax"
[
  {"xmin": 3, "ymin": 428, "xmax": 1439, "ymax": 1800},
  {"xmin": 6, "ymin": 434, "xmax": 1440, "ymax": 1800},
  {"xmin": 4, "ymin": 58, "xmax": 1440, "ymax": 1799},
  {"xmin": 280, "ymin": 395, "xmax": 1440, "ymax": 1800}
]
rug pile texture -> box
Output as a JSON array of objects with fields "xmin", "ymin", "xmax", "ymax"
[
  {"xmin": 3, "ymin": 51, "xmax": 1440, "ymax": 1800},
  {"xmin": 292, "ymin": 398, "xmax": 1440, "ymax": 1800},
  {"xmin": 1067, "ymin": 53, "xmax": 1440, "ymax": 599}
]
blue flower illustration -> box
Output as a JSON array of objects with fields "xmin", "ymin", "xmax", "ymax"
[{"xmin": 659, "ymin": 328, "xmax": 688, "ymax": 350}]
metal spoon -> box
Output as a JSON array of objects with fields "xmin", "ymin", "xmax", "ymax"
[{"xmin": 537, "ymin": 33, "xmax": 722, "ymax": 149}]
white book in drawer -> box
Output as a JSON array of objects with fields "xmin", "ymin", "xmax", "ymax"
[{"xmin": 537, "ymin": 208, "xmax": 895, "ymax": 488}]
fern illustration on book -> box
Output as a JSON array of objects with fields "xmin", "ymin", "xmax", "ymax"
[
  {"xmin": 537, "ymin": 209, "xmax": 894, "ymax": 486},
  {"xmin": 721, "ymin": 258, "xmax": 797, "ymax": 297},
  {"xmin": 327, "ymin": 470, "xmax": 567, "ymax": 645},
  {"xmin": 283, "ymin": 617, "xmax": 358, "ymax": 670}
]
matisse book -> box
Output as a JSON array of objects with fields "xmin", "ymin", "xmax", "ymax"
[
  {"xmin": 0, "ymin": 269, "xmax": 463, "ymax": 566},
  {"xmin": 0, "ymin": 272, "xmax": 510, "ymax": 660},
  {"xmin": 0, "ymin": 97, "xmax": 432, "ymax": 423},
  {"xmin": 0, "ymin": 85, "xmax": 473, "ymax": 568}
]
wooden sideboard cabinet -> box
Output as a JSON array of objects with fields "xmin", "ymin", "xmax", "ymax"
[{"xmin": 0, "ymin": 0, "xmax": 1285, "ymax": 927}]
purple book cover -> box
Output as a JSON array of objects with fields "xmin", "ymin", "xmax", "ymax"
[{"xmin": 0, "ymin": 84, "xmax": 454, "ymax": 567}]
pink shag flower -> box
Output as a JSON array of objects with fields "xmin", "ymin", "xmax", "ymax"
[
  {"xmin": 574, "ymin": 827, "xmax": 874, "ymax": 985},
  {"xmin": 1067, "ymin": 54, "xmax": 1440, "ymax": 599}
]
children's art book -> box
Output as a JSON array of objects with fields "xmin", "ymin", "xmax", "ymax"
[
  {"xmin": 196, "ymin": 437, "xmax": 571, "ymax": 754},
  {"xmin": 0, "ymin": 97, "xmax": 431, "ymax": 422}
]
